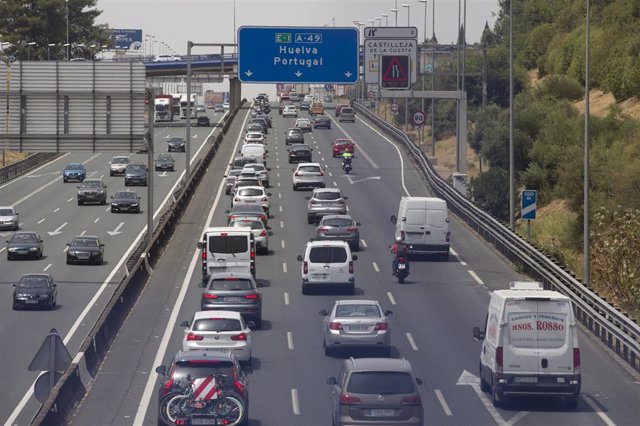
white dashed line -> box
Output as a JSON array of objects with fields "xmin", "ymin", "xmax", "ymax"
[
  {"xmin": 67, "ymin": 198, "xmax": 73, "ymax": 202},
  {"xmin": 279, "ymin": 205, "xmax": 283, "ymax": 212},
  {"xmin": 282, "ymin": 262, "xmax": 288, "ymax": 273},
  {"xmin": 105, "ymin": 207, "xmax": 111, "ymax": 212},
  {"xmin": 583, "ymin": 395, "xmax": 616, "ymax": 426},
  {"xmin": 94, "ymin": 218, "xmax": 100, "ymax": 223},
  {"xmin": 277, "ymin": 182, "xmax": 281, "ymax": 187},
  {"xmin": 63, "ymin": 246, "xmax": 69, "ymax": 253},
  {"xmin": 372, "ymin": 262, "xmax": 380, "ymax": 272},
  {"xmin": 451, "ymin": 247, "xmax": 466, "ymax": 264},
  {"xmin": 291, "ymin": 389, "xmax": 301, "ymax": 415},
  {"xmin": 360, "ymin": 239, "xmax": 367, "ymax": 247},
  {"xmin": 278, "ymin": 193, "xmax": 282, "ymax": 199},
  {"xmin": 406, "ymin": 333, "xmax": 418, "ymax": 351},
  {"xmin": 435, "ymin": 390, "xmax": 453, "ymax": 416},
  {"xmin": 37, "ymin": 218, "xmax": 45, "ymax": 224},
  {"xmin": 277, "ymin": 173, "xmax": 280, "ymax": 178},
  {"xmin": 460, "ymin": 260, "xmax": 467, "ymax": 266},
  {"xmin": 328, "ymin": 172, "xmax": 332, "ymax": 177},
  {"xmin": 287, "ymin": 331, "xmax": 294, "ymax": 350},
  {"xmin": 333, "ymin": 181, "xmax": 337, "ymax": 186},
  {"xmin": 284, "ymin": 292, "xmax": 290, "ymax": 305},
  {"xmin": 450, "ymin": 248, "xmax": 459, "ymax": 256},
  {"xmin": 321, "ymin": 157, "xmax": 325, "ymax": 162},
  {"xmin": 80, "ymin": 230, "xmax": 86, "ymax": 236},
  {"xmin": 280, "ymin": 221, "xmax": 284, "ymax": 229},
  {"xmin": 43, "ymin": 264, "xmax": 52, "ymax": 272},
  {"xmin": 53, "ymin": 208, "xmax": 60, "ymax": 213},
  {"xmin": 386, "ymin": 292, "xmax": 396, "ymax": 305},
  {"xmin": 281, "ymin": 240, "xmax": 286, "ymax": 249},
  {"xmin": 346, "ymin": 205, "xmax": 350, "ymax": 212},
  {"xmin": 468, "ymin": 270, "xmax": 484, "ymax": 285}
]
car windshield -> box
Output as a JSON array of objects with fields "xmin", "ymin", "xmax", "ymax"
[
  {"xmin": 11, "ymin": 233, "xmax": 38, "ymax": 243},
  {"xmin": 314, "ymin": 192, "xmax": 341, "ymax": 200},
  {"xmin": 322, "ymin": 218, "xmax": 353, "ymax": 227},
  {"xmin": 335, "ymin": 304, "xmax": 381, "ymax": 318},
  {"xmin": 288, "ymin": 130, "xmax": 301, "ymax": 136},
  {"xmin": 298, "ymin": 166, "xmax": 321, "ymax": 173},
  {"xmin": 237, "ymin": 188, "xmax": 263, "ymax": 197},
  {"xmin": 112, "ymin": 157, "xmax": 129, "ymax": 164},
  {"xmin": 236, "ymin": 180, "xmax": 260, "ymax": 187},
  {"xmin": 128, "ymin": 165, "xmax": 146, "ymax": 172},
  {"xmin": 71, "ymin": 238, "xmax": 99, "ymax": 247},
  {"xmin": 230, "ymin": 220, "xmax": 263, "ymax": 230},
  {"xmin": 158, "ymin": 155, "xmax": 172, "ymax": 161},
  {"xmin": 65, "ymin": 163, "xmax": 83, "ymax": 170},
  {"xmin": 309, "ymin": 246, "xmax": 347, "ymax": 263},
  {"xmin": 169, "ymin": 137, "xmax": 184, "ymax": 143},
  {"xmin": 342, "ymin": 108, "xmax": 354, "ymax": 113},
  {"xmin": 81, "ymin": 181, "xmax": 103, "ymax": 188},
  {"xmin": 209, "ymin": 278, "xmax": 254, "ymax": 291},
  {"xmin": 115, "ymin": 192, "xmax": 137, "ymax": 199},
  {"xmin": 192, "ymin": 318, "xmax": 242, "ymax": 332},
  {"xmin": 0, "ymin": 208, "xmax": 14, "ymax": 215},
  {"xmin": 18, "ymin": 276, "xmax": 49, "ymax": 288},
  {"xmin": 292, "ymin": 145, "xmax": 310, "ymax": 152},
  {"xmin": 347, "ymin": 372, "xmax": 415, "ymax": 394}
]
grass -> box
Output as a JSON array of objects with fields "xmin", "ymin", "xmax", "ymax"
[{"xmin": 2, "ymin": 150, "xmax": 28, "ymax": 166}]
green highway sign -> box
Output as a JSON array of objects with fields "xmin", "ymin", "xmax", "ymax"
[{"xmin": 275, "ymin": 33, "xmax": 292, "ymax": 43}]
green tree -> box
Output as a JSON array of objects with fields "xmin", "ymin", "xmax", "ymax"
[{"xmin": 471, "ymin": 167, "xmax": 510, "ymax": 221}]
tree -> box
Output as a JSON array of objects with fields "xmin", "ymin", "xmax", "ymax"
[{"xmin": 0, "ymin": 0, "xmax": 109, "ymax": 60}]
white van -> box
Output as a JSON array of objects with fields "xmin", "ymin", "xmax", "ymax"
[
  {"xmin": 297, "ymin": 240, "xmax": 357, "ymax": 295},
  {"xmin": 239, "ymin": 144, "xmax": 268, "ymax": 165},
  {"xmin": 473, "ymin": 281, "xmax": 581, "ymax": 408},
  {"xmin": 197, "ymin": 227, "xmax": 256, "ymax": 284},
  {"xmin": 391, "ymin": 196, "xmax": 450, "ymax": 260}
]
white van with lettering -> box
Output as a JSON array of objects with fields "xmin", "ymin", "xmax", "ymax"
[
  {"xmin": 197, "ymin": 227, "xmax": 256, "ymax": 284},
  {"xmin": 472, "ymin": 281, "xmax": 581, "ymax": 408}
]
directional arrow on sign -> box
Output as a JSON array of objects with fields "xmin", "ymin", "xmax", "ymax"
[
  {"xmin": 345, "ymin": 71, "xmax": 353, "ymax": 78},
  {"xmin": 47, "ymin": 222, "xmax": 68, "ymax": 236},
  {"xmin": 245, "ymin": 70, "xmax": 253, "ymax": 77},
  {"xmin": 107, "ymin": 222, "xmax": 125, "ymax": 236},
  {"xmin": 294, "ymin": 71, "xmax": 303, "ymax": 78}
]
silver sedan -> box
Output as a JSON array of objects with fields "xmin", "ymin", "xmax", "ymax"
[
  {"xmin": 319, "ymin": 300, "xmax": 393, "ymax": 356},
  {"xmin": 315, "ymin": 214, "xmax": 360, "ymax": 251}
]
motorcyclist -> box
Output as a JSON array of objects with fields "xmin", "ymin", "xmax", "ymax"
[
  {"xmin": 390, "ymin": 236, "xmax": 410, "ymax": 276},
  {"xmin": 341, "ymin": 151, "xmax": 353, "ymax": 168}
]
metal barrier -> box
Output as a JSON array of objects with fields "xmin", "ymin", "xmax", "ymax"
[
  {"xmin": 0, "ymin": 153, "xmax": 63, "ymax": 184},
  {"xmin": 353, "ymin": 102, "xmax": 640, "ymax": 373},
  {"xmin": 31, "ymin": 102, "xmax": 245, "ymax": 425}
]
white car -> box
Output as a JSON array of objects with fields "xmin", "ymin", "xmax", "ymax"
[
  {"xmin": 244, "ymin": 132, "xmax": 265, "ymax": 144},
  {"xmin": 292, "ymin": 162, "xmax": 326, "ymax": 190},
  {"xmin": 109, "ymin": 155, "xmax": 130, "ymax": 176},
  {"xmin": 232, "ymin": 185, "xmax": 272, "ymax": 214},
  {"xmin": 0, "ymin": 206, "xmax": 19, "ymax": 231},
  {"xmin": 180, "ymin": 310, "xmax": 253, "ymax": 362},
  {"xmin": 304, "ymin": 94, "xmax": 315, "ymax": 102},
  {"xmin": 282, "ymin": 105, "xmax": 298, "ymax": 117},
  {"xmin": 229, "ymin": 216, "xmax": 271, "ymax": 255},
  {"xmin": 297, "ymin": 240, "xmax": 357, "ymax": 294},
  {"xmin": 153, "ymin": 54, "xmax": 181, "ymax": 62}
]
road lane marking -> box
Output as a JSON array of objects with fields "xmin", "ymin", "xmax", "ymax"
[
  {"xmin": 321, "ymin": 157, "xmax": 325, "ymax": 162},
  {"xmin": 386, "ymin": 292, "xmax": 396, "ymax": 305},
  {"xmin": 280, "ymin": 221, "xmax": 284, "ymax": 228},
  {"xmin": 277, "ymin": 182, "xmax": 281, "ymax": 187},
  {"xmin": 291, "ymin": 389, "xmax": 301, "ymax": 415},
  {"xmin": 80, "ymin": 230, "xmax": 86, "ymax": 236},
  {"xmin": 63, "ymin": 246, "xmax": 68, "ymax": 252},
  {"xmin": 94, "ymin": 218, "xmax": 99, "ymax": 223},
  {"xmin": 67, "ymin": 198, "xmax": 73, "ymax": 202},
  {"xmin": 0, "ymin": 248, "xmax": 5, "ymax": 253},
  {"xmin": 434, "ymin": 390, "xmax": 453, "ymax": 416},
  {"xmin": 361, "ymin": 239, "xmax": 367, "ymax": 247},
  {"xmin": 282, "ymin": 262, "xmax": 288, "ymax": 273},
  {"xmin": 43, "ymin": 264, "xmax": 52, "ymax": 272},
  {"xmin": 333, "ymin": 181, "xmax": 337, "ymax": 186},
  {"xmin": 281, "ymin": 240, "xmax": 285, "ymax": 249},
  {"xmin": 328, "ymin": 172, "xmax": 332, "ymax": 177},
  {"xmin": 451, "ymin": 247, "xmax": 466, "ymax": 265},
  {"xmin": 279, "ymin": 205, "xmax": 283, "ymax": 212},
  {"xmin": 283, "ymin": 292, "xmax": 290, "ymax": 305},
  {"xmin": 372, "ymin": 262, "xmax": 380, "ymax": 272},
  {"xmin": 278, "ymin": 192, "xmax": 282, "ymax": 199},
  {"xmin": 582, "ymin": 395, "xmax": 616, "ymax": 426},
  {"xmin": 468, "ymin": 270, "xmax": 484, "ymax": 285},
  {"xmin": 37, "ymin": 218, "xmax": 45, "ymax": 224},
  {"xmin": 505, "ymin": 411, "xmax": 530, "ymax": 426},
  {"xmin": 287, "ymin": 331, "xmax": 294, "ymax": 350},
  {"xmin": 106, "ymin": 207, "xmax": 111, "ymax": 212},
  {"xmin": 53, "ymin": 208, "xmax": 60, "ymax": 213},
  {"xmin": 406, "ymin": 333, "xmax": 418, "ymax": 351},
  {"xmin": 346, "ymin": 205, "xmax": 350, "ymax": 212}
]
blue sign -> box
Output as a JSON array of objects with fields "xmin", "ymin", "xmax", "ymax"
[
  {"xmin": 238, "ymin": 26, "xmax": 359, "ymax": 84},
  {"xmin": 110, "ymin": 29, "xmax": 142, "ymax": 51},
  {"xmin": 521, "ymin": 190, "xmax": 537, "ymax": 220}
]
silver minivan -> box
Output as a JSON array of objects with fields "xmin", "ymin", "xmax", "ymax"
[{"xmin": 338, "ymin": 107, "xmax": 356, "ymax": 122}]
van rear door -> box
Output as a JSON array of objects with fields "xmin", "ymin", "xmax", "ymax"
[
  {"xmin": 536, "ymin": 299, "xmax": 573, "ymax": 376},
  {"xmin": 425, "ymin": 203, "xmax": 447, "ymax": 246},
  {"xmin": 403, "ymin": 206, "xmax": 427, "ymax": 247},
  {"xmin": 504, "ymin": 300, "xmax": 540, "ymax": 376},
  {"xmin": 208, "ymin": 233, "xmax": 250, "ymax": 274},
  {"xmin": 329, "ymin": 246, "xmax": 349, "ymax": 284}
]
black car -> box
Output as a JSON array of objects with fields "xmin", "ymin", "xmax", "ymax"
[
  {"xmin": 66, "ymin": 235, "xmax": 104, "ymax": 265},
  {"xmin": 196, "ymin": 116, "xmax": 210, "ymax": 127},
  {"xmin": 110, "ymin": 191, "xmax": 141, "ymax": 213},
  {"xmin": 249, "ymin": 118, "xmax": 268, "ymax": 134},
  {"xmin": 77, "ymin": 178, "xmax": 107, "ymax": 205},
  {"xmin": 167, "ymin": 136, "xmax": 186, "ymax": 152},
  {"xmin": 245, "ymin": 123, "xmax": 264, "ymax": 134},
  {"xmin": 288, "ymin": 144, "xmax": 313, "ymax": 163},
  {"xmin": 124, "ymin": 163, "xmax": 148, "ymax": 186},
  {"xmin": 285, "ymin": 128, "xmax": 304, "ymax": 145},
  {"xmin": 13, "ymin": 273, "xmax": 57, "ymax": 310},
  {"xmin": 313, "ymin": 115, "xmax": 332, "ymax": 129},
  {"xmin": 154, "ymin": 153, "xmax": 175, "ymax": 171},
  {"xmin": 254, "ymin": 114, "xmax": 272, "ymax": 128},
  {"xmin": 6, "ymin": 231, "xmax": 43, "ymax": 260},
  {"xmin": 156, "ymin": 350, "xmax": 249, "ymax": 426}
]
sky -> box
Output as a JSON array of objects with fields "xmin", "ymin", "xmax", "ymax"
[{"xmin": 96, "ymin": 0, "xmax": 501, "ymax": 98}]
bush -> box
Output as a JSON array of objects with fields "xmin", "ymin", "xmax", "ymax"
[
  {"xmin": 470, "ymin": 168, "xmax": 510, "ymax": 221},
  {"xmin": 536, "ymin": 75, "xmax": 584, "ymax": 101}
]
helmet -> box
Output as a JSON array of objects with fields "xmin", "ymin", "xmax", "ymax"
[{"xmin": 395, "ymin": 236, "xmax": 403, "ymax": 243}]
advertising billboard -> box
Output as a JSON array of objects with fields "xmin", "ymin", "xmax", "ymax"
[{"xmin": 110, "ymin": 29, "xmax": 143, "ymax": 51}]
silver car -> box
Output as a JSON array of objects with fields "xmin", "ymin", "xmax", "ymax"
[
  {"xmin": 109, "ymin": 155, "xmax": 130, "ymax": 176},
  {"xmin": 0, "ymin": 206, "xmax": 19, "ymax": 231},
  {"xmin": 320, "ymin": 300, "xmax": 393, "ymax": 356},
  {"xmin": 316, "ymin": 214, "xmax": 361, "ymax": 251},
  {"xmin": 306, "ymin": 188, "xmax": 347, "ymax": 223},
  {"xmin": 229, "ymin": 217, "xmax": 271, "ymax": 255},
  {"xmin": 242, "ymin": 163, "xmax": 270, "ymax": 187},
  {"xmin": 292, "ymin": 162, "xmax": 325, "ymax": 191}
]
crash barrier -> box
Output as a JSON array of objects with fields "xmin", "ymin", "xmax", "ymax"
[
  {"xmin": 0, "ymin": 153, "xmax": 63, "ymax": 184},
  {"xmin": 353, "ymin": 102, "xmax": 640, "ymax": 373},
  {"xmin": 32, "ymin": 102, "xmax": 246, "ymax": 425}
]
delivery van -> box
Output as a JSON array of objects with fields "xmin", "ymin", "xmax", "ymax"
[
  {"xmin": 390, "ymin": 196, "xmax": 450, "ymax": 260},
  {"xmin": 472, "ymin": 281, "xmax": 581, "ymax": 408},
  {"xmin": 197, "ymin": 227, "xmax": 256, "ymax": 284},
  {"xmin": 239, "ymin": 144, "xmax": 268, "ymax": 166}
]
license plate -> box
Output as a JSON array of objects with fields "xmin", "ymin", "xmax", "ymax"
[
  {"xmin": 311, "ymin": 274, "xmax": 328, "ymax": 279},
  {"xmin": 367, "ymin": 409, "xmax": 396, "ymax": 417},
  {"xmin": 78, "ymin": 254, "xmax": 89, "ymax": 259},
  {"xmin": 348, "ymin": 325, "xmax": 368, "ymax": 331},
  {"xmin": 398, "ymin": 264, "xmax": 406, "ymax": 270},
  {"xmin": 26, "ymin": 300, "xmax": 39, "ymax": 304},
  {"xmin": 514, "ymin": 377, "xmax": 537, "ymax": 383},
  {"xmin": 211, "ymin": 267, "xmax": 226, "ymax": 272},
  {"xmin": 189, "ymin": 418, "xmax": 219, "ymax": 425},
  {"xmin": 120, "ymin": 206, "xmax": 129, "ymax": 210},
  {"xmin": 225, "ymin": 297, "xmax": 242, "ymax": 302}
]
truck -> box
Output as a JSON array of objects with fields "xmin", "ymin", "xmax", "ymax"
[
  {"xmin": 179, "ymin": 93, "xmax": 197, "ymax": 119},
  {"xmin": 170, "ymin": 94, "xmax": 182, "ymax": 117},
  {"xmin": 153, "ymin": 95, "xmax": 173, "ymax": 122}
]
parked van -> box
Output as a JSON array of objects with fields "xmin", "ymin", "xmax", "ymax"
[
  {"xmin": 197, "ymin": 227, "xmax": 256, "ymax": 284},
  {"xmin": 239, "ymin": 144, "xmax": 268, "ymax": 165},
  {"xmin": 297, "ymin": 240, "xmax": 357, "ymax": 295},
  {"xmin": 391, "ymin": 196, "xmax": 450, "ymax": 260},
  {"xmin": 472, "ymin": 281, "xmax": 581, "ymax": 408}
]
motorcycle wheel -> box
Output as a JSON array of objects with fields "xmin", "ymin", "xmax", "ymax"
[{"xmin": 398, "ymin": 274, "xmax": 405, "ymax": 284}]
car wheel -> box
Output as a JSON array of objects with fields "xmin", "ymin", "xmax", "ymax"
[
  {"xmin": 77, "ymin": 200, "xmax": 83, "ymax": 206},
  {"xmin": 491, "ymin": 376, "xmax": 503, "ymax": 407},
  {"xmin": 136, "ymin": 207, "xmax": 141, "ymax": 213},
  {"xmin": 7, "ymin": 253, "xmax": 12, "ymax": 261},
  {"xmin": 124, "ymin": 181, "xmax": 129, "ymax": 187},
  {"xmin": 292, "ymin": 184, "xmax": 298, "ymax": 191},
  {"xmin": 63, "ymin": 177, "xmax": 68, "ymax": 183},
  {"xmin": 479, "ymin": 364, "xmax": 490, "ymax": 392},
  {"xmin": 302, "ymin": 283, "xmax": 309, "ymax": 295},
  {"xmin": 12, "ymin": 303, "xmax": 19, "ymax": 311},
  {"xmin": 66, "ymin": 257, "xmax": 71, "ymax": 265},
  {"xmin": 566, "ymin": 394, "xmax": 579, "ymax": 409},
  {"xmin": 254, "ymin": 318, "xmax": 262, "ymax": 329},
  {"xmin": 307, "ymin": 215, "xmax": 314, "ymax": 224}
]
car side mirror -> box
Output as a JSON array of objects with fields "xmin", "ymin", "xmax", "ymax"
[
  {"xmin": 446, "ymin": 218, "xmax": 450, "ymax": 223},
  {"xmin": 286, "ymin": 149, "xmax": 290, "ymax": 152},
  {"xmin": 179, "ymin": 320, "xmax": 189, "ymax": 328},
  {"xmin": 155, "ymin": 366, "xmax": 167, "ymax": 376},
  {"xmin": 196, "ymin": 241, "xmax": 204, "ymax": 249},
  {"xmin": 246, "ymin": 320, "xmax": 256, "ymax": 329},
  {"xmin": 319, "ymin": 309, "xmax": 328, "ymax": 316},
  {"xmin": 110, "ymin": 196, "xmax": 114, "ymax": 199},
  {"xmin": 296, "ymin": 255, "xmax": 303, "ymax": 261},
  {"xmin": 352, "ymin": 255, "xmax": 358, "ymax": 261},
  {"xmin": 473, "ymin": 327, "xmax": 485, "ymax": 341},
  {"xmin": 355, "ymin": 222, "xmax": 361, "ymax": 226},
  {"xmin": 385, "ymin": 310, "xmax": 393, "ymax": 316},
  {"xmin": 416, "ymin": 378, "xmax": 423, "ymax": 386},
  {"xmin": 343, "ymin": 196, "xmax": 348, "ymax": 200},
  {"xmin": 12, "ymin": 283, "xmax": 17, "ymax": 287},
  {"xmin": 223, "ymin": 175, "xmax": 228, "ymax": 178},
  {"xmin": 256, "ymin": 282, "xmax": 265, "ymax": 288},
  {"xmin": 390, "ymin": 215, "xmax": 397, "ymax": 224},
  {"xmin": 267, "ymin": 168, "xmax": 272, "ymax": 171},
  {"xmin": 326, "ymin": 377, "xmax": 337, "ymax": 385},
  {"xmin": 52, "ymin": 284, "xmax": 57, "ymax": 287}
]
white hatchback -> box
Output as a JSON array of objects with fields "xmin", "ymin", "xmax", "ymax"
[
  {"xmin": 292, "ymin": 162, "xmax": 326, "ymax": 190},
  {"xmin": 244, "ymin": 132, "xmax": 265, "ymax": 144},
  {"xmin": 180, "ymin": 310, "xmax": 253, "ymax": 362},
  {"xmin": 232, "ymin": 186, "xmax": 271, "ymax": 215},
  {"xmin": 282, "ymin": 105, "xmax": 298, "ymax": 117}
]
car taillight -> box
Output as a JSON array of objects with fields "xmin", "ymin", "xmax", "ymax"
[
  {"xmin": 339, "ymin": 394, "xmax": 361, "ymax": 405},
  {"xmin": 446, "ymin": 231, "xmax": 451, "ymax": 242},
  {"xmin": 347, "ymin": 226, "xmax": 358, "ymax": 232},
  {"xmin": 374, "ymin": 322, "xmax": 388, "ymax": 331},
  {"xmin": 175, "ymin": 419, "xmax": 187, "ymax": 426},
  {"xmin": 250, "ymin": 249, "xmax": 255, "ymax": 259},
  {"xmin": 231, "ymin": 333, "xmax": 247, "ymax": 341},
  {"xmin": 329, "ymin": 322, "xmax": 343, "ymax": 330},
  {"xmin": 261, "ymin": 197, "xmax": 268, "ymax": 202},
  {"xmin": 401, "ymin": 395, "xmax": 422, "ymax": 405},
  {"xmin": 349, "ymin": 261, "xmax": 353, "ymax": 274},
  {"xmin": 318, "ymin": 227, "xmax": 329, "ymax": 234},
  {"xmin": 573, "ymin": 348, "xmax": 581, "ymax": 374},
  {"xmin": 161, "ymin": 378, "xmax": 174, "ymax": 396},
  {"xmin": 259, "ymin": 229, "xmax": 267, "ymax": 237},
  {"xmin": 259, "ymin": 214, "xmax": 266, "ymax": 221},
  {"xmin": 203, "ymin": 293, "xmax": 219, "ymax": 299},
  {"xmin": 319, "ymin": 171, "xmax": 325, "ymax": 176},
  {"xmin": 294, "ymin": 172, "xmax": 300, "ymax": 176},
  {"xmin": 496, "ymin": 346, "xmax": 503, "ymax": 374},
  {"xmin": 303, "ymin": 261, "xmax": 308, "ymax": 274},
  {"xmin": 187, "ymin": 333, "xmax": 204, "ymax": 341},
  {"xmin": 244, "ymin": 293, "xmax": 260, "ymax": 300}
]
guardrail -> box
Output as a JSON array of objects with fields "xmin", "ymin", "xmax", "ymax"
[
  {"xmin": 0, "ymin": 153, "xmax": 63, "ymax": 184},
  {"xmin": 353, "ymin": 102, "xmax": 640, "ymax": 373},
  {"xmin": 31, "ymin": 102, "xmax": 245, "ymax": 425}
]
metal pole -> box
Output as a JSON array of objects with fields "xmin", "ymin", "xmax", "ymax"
[
  {"xmin": 509, "ymin": 0, "xmax": 515, "ymax": 231},
  {"xmin": 395, "ymin": 0, "xmax": 398, "ymax": 26},
  {"xmin": 186, "ymin": 41, "xmax": 192, "ymax": 182},
  {"xmin": 462, "ymin": 0, "xmax": 466, "ymax": 92},
  {"xmin": 431, "ymin": 0, "xmax": 435, "ymax": 156},
  {"xmin": 146, "ymin": 90, "xmax": 154, "ymax": 250},
  {"xmin": 66, "ymin": 0, "xmax": 69, "ymax": 61},
  {"xmin": 583, "ymin": 0, "xmax": 590, "ymax": 286}
]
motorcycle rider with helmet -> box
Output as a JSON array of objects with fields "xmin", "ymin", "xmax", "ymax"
[{"xmin": 390, "ymin": 236, "xmax": 410, "ymax": 276}]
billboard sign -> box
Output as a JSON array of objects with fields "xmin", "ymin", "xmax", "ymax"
[{"xmin": 110, "ymin": 29, "xmax": 143, "ymax": 51}]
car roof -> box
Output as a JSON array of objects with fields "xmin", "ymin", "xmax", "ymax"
[
  {"xmin": 335, "ymin": 299, "xmax": 381, "ymax": 306},
  {"xmin": 66, "ymin": 162, "xmax": 84, "ymax": 167},
  {"xmin": 13, "ymin": 231, "xmax": 38, "ymax": 236},
  {"xmin": 20, "ymin": 273, "xmax": 52, "ymax": 279},
  {"xmin": 297, "ymin": 162, "xmax": 321, "ymax": 167},
  {"xmin": 306, "ymin": 240, "xmax": 349, "ymax": 248},
  {"xmin": 320, "ymin": 214, "xmax": 353, "ymax": 221},
  {"xmin": 345, "ymin": 357, "xmax": 414, "ymax": 373},
  {"xmin": 236, "ymin": 186, "xmax": 265, "ymax": 191},
  {"xmin": 192, "ymin": 310, "xmax": 242, "ymax": 321},
  {"xmin": 0, "ymin": 205, "xmax": 16, "ymax": 210}
]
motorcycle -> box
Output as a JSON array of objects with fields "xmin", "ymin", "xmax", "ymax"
[
  {"xmin": 395, "ymin": 256, "xmax": 409, "ymax": 283},
  {"xmin": 342, "ymin": 159, "xmax": 352, "ymax": 174}
]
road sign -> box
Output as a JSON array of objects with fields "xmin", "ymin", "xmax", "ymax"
[
  {"xmin": 238, "ymin": 26, "xmax": 359, "ymax": 83},
  {"xmin": 34, "ymin": 371, "xmax": 63, "ymax": 404},
  {"xmin": 110, "ymin": 29, "xmax": 143, "ymax": 51},
  {"xmin": 391, "ymin": 102, "xmax": 399, "ymax": 112},
  {"xmin": 364, "ymin": 36, "xmax": 417, "ymax": 84},
  {"xmin": 368, "ymin": 91, "xmax": 375, "ymax": 99},
  {"xmin": 364, "ymin": 27, "xmax": 418, "ymax": 39},
  {"xmin": 380, "ymin": 55, "xmax": 410, "ymax": 89},
  {"xmin": 521, "ymin": 190, "xmax": 537, "ymax": 220},
  {"xmin": 412, "ymin": 111, "xmax": 425, "ymax": 126},
  {"xmin": 29, "ymin": 328, "xmax": 72, "ymax": 372}
]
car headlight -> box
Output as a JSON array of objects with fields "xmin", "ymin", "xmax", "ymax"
[
  {"xmin": 131, "ymin": 203, "xmax": 139, "ymax": 207},
  {"xmin": 68, "ymin": 251, "xmax": 77, "ymax": 256},
  {"xmin": 16, "ymin": 294, "xmax": 28, "ymax": 299},
  {"xmin": 29, "ymin": 247, "xmax": 37, "ymax": 251}
]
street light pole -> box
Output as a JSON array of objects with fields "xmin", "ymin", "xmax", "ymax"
[
  {"xmin": 27, "ymin": 42, "xmax": 36, "ymax": 60},
  {"xmin": 381, "ymin": 14, "xmax": 389, "ymax": 26},
  {"xmin": 402, "ymin": 4, "xmax": 410, "ymax": 26},
  {"xmin": 390, "ymin": 9, "xmax": 398, "ymax": 27},
  {"xmin": 419, "ymin": 0, "xmax": 427, "ymax": 43},
  {"xmin": 47, "ymin": 43, "xmax": 55, "ymax": 60},
  {"xmin": 584, "ymin": 0, "xmax": 591, "ymax": 286},
  {"xmin": 509, "ymin": 0, "xmax": 515, "ymax": 231},
  {"xmin": 431, "ymin": 0, "xmax": 436, "ymax": 156},
  {"xmin": 65, "ymin": 0, "xmax": 69, "ymax": 61}
]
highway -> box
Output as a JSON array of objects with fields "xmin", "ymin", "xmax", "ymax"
[
  {"xmin": 0, "ymin": 110, "xmax": 228, "ymax": 426},
  {"xmin": 5, "ymin": 103, "xmax": 640, "ymax": 426}
]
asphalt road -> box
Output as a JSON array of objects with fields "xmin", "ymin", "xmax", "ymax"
[
  {"xmin": 27, "ymin": 103, "xmax": 640, "ymax": 426},
  {"xmin": 0, "ymin": 110, "xmax": 229, "ymax": 426}
]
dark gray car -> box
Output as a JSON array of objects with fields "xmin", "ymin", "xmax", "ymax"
[
  {"xmin": 124, "ymin": 163, "xmax": 148, "ymax": 186},
  {"xmin": 167, "ymin": 136, "xmax": 186, "ymax": 152},
  {"xmin": 316, "ymin": 214, "xmax": 361, "ymax": 251},
  {"xmin": 12, "ymin": 273, "xmax": 57, "ymax": 310},
  {"xmin": 285, "ymin": 128, "xmax": 304, "ymax": 145},
  {"xmin": 154, "ymin": 153, "xmax": 175, "ymax": 171},
  {"xmin": 66, "ymin": 235, "xmax": 104, "ymax": 265},
  {"xmin": 6, "ymin": 231, "xmax": 43, "ymax": 260},
  {"xmin": 201, "ymin": 272, "xmax": 264, "ymax": 328},
  {"xmin": 77, "ymin": 178, "xmax": 107, "ymax": 205},
  {"xmin": 313, "ymin": 115, "xmax": 332, "ymax": 129},
  {"xmin": 110, "ymin": 191, "xmax": 141, "ymax": 213}
]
